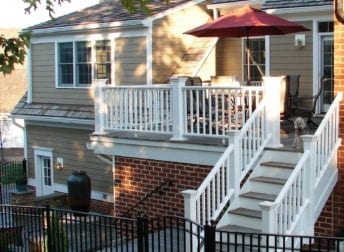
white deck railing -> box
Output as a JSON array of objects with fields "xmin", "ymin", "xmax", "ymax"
[
  {"xmin": 181, "ymin": 145, "xmax": 235, "ymax": 225},
  {"xmin": 260, "ymin": 92, "xmax": 343, "ymax": 237},
  {"xmin": 94, "ymin": 78, "xmax": 271, "ymax": 141}
]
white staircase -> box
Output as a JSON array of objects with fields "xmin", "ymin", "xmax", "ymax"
[{"xmin": 217, "ymin": 148, "xmax": 302, "ymax": 233}]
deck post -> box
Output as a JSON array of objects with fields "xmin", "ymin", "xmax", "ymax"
[
  {"xmin": 228, "ymin": 131, "xmax": 241, "ymax": 197},
  {"xmin": 93, "ymin": 79, "xmax": 108, "ymax": 135},
  {"xmin": 262, "ymin": 76, "xmax": 283, "ymax": 148},
  {"xmin": 181, "ymin": 189, "xmax": 198, "ymax": 252},
  {"xmin": 170, "ymin": 77, "xmax": 188, "ymax": 141},
  {"xmin": 301, "ymin": 135, "xmax": 317, "ymax": 236},
  {"xmin": 259, "ymin": 201, "xmax": 277, "ymax": 232}
]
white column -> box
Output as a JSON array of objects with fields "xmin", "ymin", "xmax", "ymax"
[
  {"xmin": 93, "ymin": 79, "xmax": 108, "ymax": 135},
  {"xmin": 263, "ymin": 76, "xmax": 283, "ymax": 148},
  {"xmin": 170, "ymin": 77, "xmax": 188, "ymax": 141},
  {"xmin": 259, "ymin": 201, "xmax": 277, "ymax": 234},
  {"xmin": 181, "ymin": 189, "xmax": 198, "ymax": 252},
  {"xmin": 301, "ymin": 134, "xmax": 317, "ymax": 236},
  {"xmin": 227, "ymin": 130, "xmax": 241, "ymax": 197}
]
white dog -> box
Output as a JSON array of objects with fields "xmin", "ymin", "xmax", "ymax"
[{"xmin": 292, "ymin": 117, "xmax": 307, "ymax": 149}]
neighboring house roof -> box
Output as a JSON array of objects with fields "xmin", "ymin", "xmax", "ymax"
[
  {"xmin": 28, "ymin": 0, "xmax": 190, "ymax": 30},
  {"xmin": 11, "ymin": 94, "xmax": 94, "ymax": 122}
]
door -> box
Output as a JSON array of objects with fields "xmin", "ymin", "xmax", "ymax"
[
  {"xmin": 320, "ymin": 36, "xmax": 334, "ymax": 112},
  {"xmin": 34, "ymin": 148, "xmax": 54, "ymax": 196}
]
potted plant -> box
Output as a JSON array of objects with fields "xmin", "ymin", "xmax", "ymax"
[{"xmin": 15, "ymin": 177, "xmax": 28, "ymax": 191}]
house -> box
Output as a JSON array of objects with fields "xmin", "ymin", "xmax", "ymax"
[
  {"xmin": 11, "ymin": 0, "xmax": 342, "ymax": 238},
  {"xmin": 0, "ymin": 28, "xmax": 25, "ymax": 157}
]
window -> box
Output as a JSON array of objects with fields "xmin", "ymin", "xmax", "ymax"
[
  {"xmin": 318, "ymin": 21, "xmax": 333, "ymax": 33},
  {"xmin": 95, "ymin": 40, "xmax": 111, "ymax": 83},
  {"xmin": 243, "ymin": 38, "xmax": 265, "ymax": 82},
  {"xmin": 57, "ymin": 40, "xmax": 112, "ymax": 87}
]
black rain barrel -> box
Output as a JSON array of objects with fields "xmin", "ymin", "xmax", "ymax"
[{"xmin": 67, "ymin": 170, "xmax": 91, "ymax": 212}]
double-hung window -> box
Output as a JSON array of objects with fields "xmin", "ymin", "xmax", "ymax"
[{"xmin": 57, "ymin": 40, "xmax": 112, "ymax": 87}]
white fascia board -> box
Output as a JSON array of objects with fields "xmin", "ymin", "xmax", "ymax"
[
  {"xmin": 31, "ymin": 28, "xmax": 149, "ymax": 44},
  {"xmin": 144, "ymin": 0, "xmax": 207, "ymax": 23},
  {"xmin": 207, "ymin": 0, "xmax": 264, "ymax": 10},
  {"xmin": 10, "ymin": 114, "xmax": 94, "ymax": 126},
  {"xmin": 30, "ymin": 19, "xmax": 145, "ymax": 36},
  {"xmin": 265, "ymin": 5, "xmax": 333, "ymax": 16}
]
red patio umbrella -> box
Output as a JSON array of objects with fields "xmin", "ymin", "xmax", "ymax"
[{"xmin": 184, "ymin": 5, "xmax": 310, "ymax": 83}]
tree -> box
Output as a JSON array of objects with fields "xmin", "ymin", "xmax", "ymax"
[{"xmin": 0, "ymin": 0, "xmax": 165, "ymax": 75}]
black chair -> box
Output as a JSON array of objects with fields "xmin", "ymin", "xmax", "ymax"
[
  {"xmin": 292, "ymin": 76, "xmax": 327, "ymax": 126},
  {"xmin": 285, "ymin": 75, "xmax": 300, "ymax": 120}
]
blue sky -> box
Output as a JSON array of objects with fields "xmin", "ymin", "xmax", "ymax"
[{"xmin": 0, "ymin": 0, "xmax": 98, "ymax": 28}]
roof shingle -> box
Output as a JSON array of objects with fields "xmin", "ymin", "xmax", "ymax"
[{"xmin": 29, "ymin": 0, "xmax": 189, "ymax": 30}]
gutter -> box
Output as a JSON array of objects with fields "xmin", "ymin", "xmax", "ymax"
[
  {"xmin": 29, "ymin": 19, "xmax": 145, "ymax": 36},
  {"xmin": 264, "ymin": 5, "xmax": 333, "ymax": 15},
  {"xmin": 10, "ymin": 114, "xmax": 94, "ymax": 126},
  {"xmin": 207, "ymin": 0, "xmax": 264, "ymax": 10}
]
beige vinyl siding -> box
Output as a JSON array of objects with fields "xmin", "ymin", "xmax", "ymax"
[
  {"xmin": 152, "ymin": 3, "xmax": 210, "ymax": 83},
  {"xmin": 115, "ymin": 37, "xmax": 147, "ymax": 85},
  {"xmin": 270, "ymin": 21, "xmax": 313, "ymax": 97},
  {"xmin": 216, "ymin": 38, "xmax": 242, "ymax": 80},
  {"xmin": 26, "ymin": 125, "xmax": 112, "ymax": 194},
  {"xmin": 31, "ymin": 43, "xmax": 94, "ymax": 106}
]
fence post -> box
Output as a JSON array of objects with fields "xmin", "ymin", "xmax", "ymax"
[
  {"xmin": 170, "ymin": 77, "xmax": 188, "ymax": 141},
  {"xmin": 181, "ymin": 189, "xmax": 198, "ymax": 252},
  {"xmin": 137, "ymin": 215, "xmax": 149, "ymax": 252},
  {"xmin": 262, "ymin": 76, "xmax": 283, "ymax": 148},
  {"xmin": 301, "ymin": 135, "xmax": 317, "ymax": 236},
  {"xmin": 45, "ymin": 203, "xmax": 52, "ymax": 252},
  {"xmin": 93, "ymin": 79, "xmax": 108, "ymax": 135},
  {"xmin": 227, "ymin": 131, "xmax": 241, "ymax": 197},
  {"xmin": 204, "ymin": 222, "xmax": 216, "ymax": 252},
  {"xmin": 22, "ymin": 158, "xmax": 27, "ymax": 177}
]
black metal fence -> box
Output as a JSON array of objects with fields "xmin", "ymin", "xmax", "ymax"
[
  {"xmin": 0, "ymin": 160, "xmax": 26, "ymax": 204},
  {"xmin": 0, "ymin": 204, "xmax": 343, "ymax": 251}
]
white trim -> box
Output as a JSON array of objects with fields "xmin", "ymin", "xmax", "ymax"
[
  {"xmin": 111, "ymin": 38, "xmax": 116, "ymax": 86},
  {"xmin": 146, "ymin": 21, "xmax": 153, "ymax": 86},
  {"xmin": 30, "ymin": 20, "xmax": 144, "ymax": 36},
  {"xmin": 33, "ymin": 147, "xmax": 54, "ymax": 196},
  {"xmin": 265, "ymin": 5, "xmax": 333, "ymax": 15},
  {"xmin": 313, "ymin": 18, "xmax": 319, "ymax": 100},
  {"xmin": 54, "ymin": 42, "xmax": 59, "ymax": 88},
  {"xmin": 146, "ymin": 0, "xmax": 206, "ymax": 22},
  {"xmin": 10, "ymin": 115, "xmax": 94, "ymax": 125},
  {"xmin": 26, "ymin": 48, "xmax": 32, "ymax": 104},
  {"xmin": 31, "ymin": 29, "xmax": 149, "ymax": 44},
  {"xmin": 207, "ymin": 0, "xmax": 264, "ymax": 10},
  {"xmin": 265, "ymin": 35, "xmax": 270, "ymax": 76}
]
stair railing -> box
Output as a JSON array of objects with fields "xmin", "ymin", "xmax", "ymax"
[
  {"xmin": 122, "ymin": 179, "xmax": 173, "ymax": 217},
  {"xmin": 260, "ymin": 92, "xmax": 343, "ymax": 238}
]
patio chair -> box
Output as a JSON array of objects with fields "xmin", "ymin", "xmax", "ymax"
[{"xmin": 292, "ymin": 76, "xmax": 327, "ymax": 126}]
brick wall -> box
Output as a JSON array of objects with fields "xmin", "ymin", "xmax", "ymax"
[
  {"xmin": 113, "ymin": 156, "xmax": 211, "ymax": 218},
  {"xmin": 314, "ymin": 13, "xmax": 344, "ymax": 237}
]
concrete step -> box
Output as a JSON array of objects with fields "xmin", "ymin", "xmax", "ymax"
[
  {"xmin": 248, "ymin": 176, "xmax": 286, "ymax": 195},
  {"xmin": 239, "ymin": 192, "xmax": 277, "ymax": 210},
  {"xmin": 259, "ymin": 161, "xmax": 295, "ymax": 179},
  {"xmin": 227, "ymin": 208, "xmax": 261, "ymax": 230}
]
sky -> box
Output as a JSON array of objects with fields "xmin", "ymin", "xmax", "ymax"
[{"xmin": 0, "ymin": 0, "xmax": 99, "ymax": 28}]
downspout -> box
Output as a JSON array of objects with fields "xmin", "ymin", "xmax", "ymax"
[{"xmin": 145, "ymin": 20, "xmax": 153, "ymax": 86}]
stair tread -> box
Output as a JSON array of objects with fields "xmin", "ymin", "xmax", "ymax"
[
  {"xmin": 265, "ymin": 147, "xmax": 303, "ymax": 153},
  {"xmin": 250, "ymin": 176, "xmax": 287, "ymax": 185},
  {"xmin": 260, "ymin": 161, "xmax": 295, "ymax": 169},
  {"xmin": 217, "ymin": 224, "xmax": 261, "ymax": 234},
  {"xmin": 240, "ymin": 191, "xmax": 276, "ymax": 201},
  {"xmin": 229, "ymin": 208, "xmax": 261, "ymax": 218}
]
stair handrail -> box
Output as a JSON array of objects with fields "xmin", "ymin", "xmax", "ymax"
[
  {"xmin": 182, "ymin": 144, "xmax": 235, "ymax": 225},
  {"xmin": 122, "ymin": 179, "xmax": 173, "ymax": 217},
  {"xmin": 260, "ymin": 92, "xmax": 343, "ymax": 237}
]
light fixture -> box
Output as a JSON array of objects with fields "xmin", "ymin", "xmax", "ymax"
[
  {"xmin": 55, "ymin": 157, "xmax": 64, "ymax": 170},
  {"xmin": 295, "ymin": 34, "xmax": 305, "ymax": 49}
]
